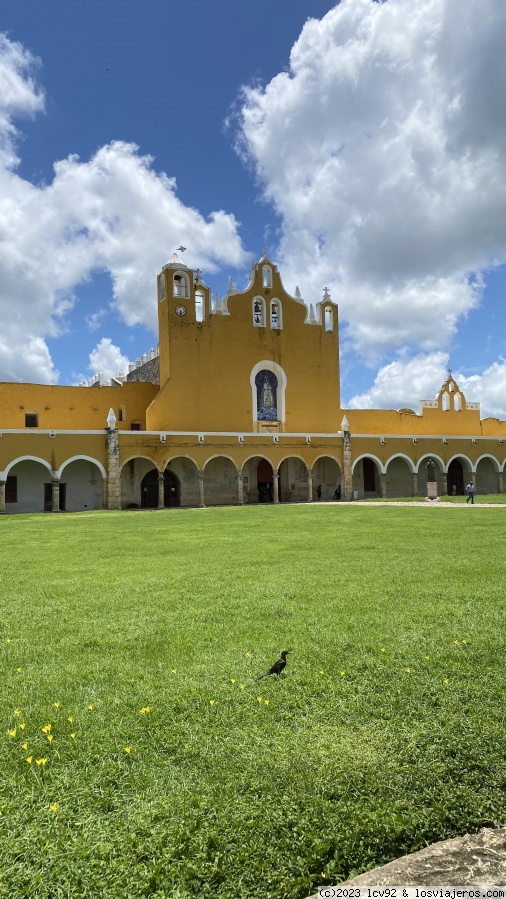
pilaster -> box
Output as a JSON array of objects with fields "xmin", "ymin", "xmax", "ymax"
[
  {"xmin": 497, "ymin": 472, "xmax": 503, "ymax": 494},
  {"xmin": 379, "ymin": 473, "xmax": 387, "ymax": 498},
  {"xmin": 106, "ymin": 428, "xmax": 121, "ymax": 510},
  {"xmin": 198, "ymin": 470, "xmax": 205, "ymax": 508},
  {"xmin": 237, "ymin": 469, "xmax": 244, "ymax": 505},
  {"xmin": 51, "ymin": 478, "xmax": 61, "ymax": 512},
  {"xmin": 342, "ymin": 429, "xmax": 353, "ymax": 501},
  {"xmin": 273, "ymin": 468, "xmax": 279, "ymax": 504},
  {"xmin": 411, "ymin": 472, "xmax": 418, "ymax": 497},
  {"xmin": 158, "ymin": 472, "xmax": 165, "ymax": 510},
  {"xmin": 307, "ymin": 468, "xmax": 313, "ymax": 503}
]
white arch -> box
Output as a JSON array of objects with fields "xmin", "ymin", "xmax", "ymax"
[
  {"xmin": 2, "ymin": 455, "xmax": 54, "ymax": 479},
  {"xmin": 414, "ymin": 453, "xmax": 446, "ymax": 474},
  {"xmin": 164, "ymin": 453, "xmax": 200, "ymax": 471},
  {"xmin": 241, "ymin": 453, "xmax": 276, "ymax": 469},
  {"xmin": 203, "ymin": 454, "xmax": 239, "ymax": 473},
  {"xmin": 475, "ymin": 453, "xmax": 500, "ymax": 472},
  {"xmin": 311, "ymin": 453, "xmax": 341, "ymax": 467},
  {"xmin": 445, "ymin": 453, "xmax": 473, "ymax": 474},
  {"xmin": 250, "ymin": 360, "xmax": 287, "ymax": 424},
  {"xmin": 120, "ymin": 454, "xmax": 158, "ymax": 474},
  {"xmin": 351, "ymin": 453, "xmax": 385, "ymax": 475},
  {"xmin": 385, "ymin": 453, "xmax": 415, "ymax": 474},
  {"xmin": 56, "ymin": 455, "xmax": 107, "ymax": 480}
]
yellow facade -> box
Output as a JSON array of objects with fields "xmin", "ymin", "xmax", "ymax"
[{"xmin": 0, "ymin": 253, "xmax": 505, "ymax": 513}]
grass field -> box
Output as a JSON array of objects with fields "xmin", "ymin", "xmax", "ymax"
[{"xmin": 1, "ymin": 505, "xmax": 506, "ymax": 899}]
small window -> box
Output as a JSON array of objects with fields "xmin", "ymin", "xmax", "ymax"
[
  {"xmin": 253, "ymin": 297, "xmax": 266, "ymax": 327},
  {"xmin": 324, "ymin": 307, "xmax": 333, "ymax": 332},
  {"xmin": 25, "ymin": 413, "xmax": 38, "ymax": 428},
  {"xmin": 262, "ymin": 266, "xmax": 272, "ymax": 288},
  {"xmin": 195, "ymin": 290, "xmax": 205, "ymax": 322},
  {"xmin": 118, "ymin": 407, "xmax": 125, "ymax": 422},
  {"xmin": 130, "ymin": 421, "xmax": 143, "ymax": 431},
  {"xmin": 6, "ymin": 476, "xmax": 17, "ymax": 503}
]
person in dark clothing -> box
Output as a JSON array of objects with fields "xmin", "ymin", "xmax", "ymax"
[
  {"xmin": 466, "ymin": 482, "xmax": 475, "ymax": 504},
  {"xmin": 316, "ymin": 484, "xmax": 322, "ymax": 500}
]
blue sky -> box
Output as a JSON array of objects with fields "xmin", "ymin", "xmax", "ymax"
[{"xmin": 2, "ymin": 0, "xmax": 506, "ymax": 418}]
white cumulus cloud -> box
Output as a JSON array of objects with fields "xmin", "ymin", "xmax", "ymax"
[
  {"xmin": 237, "ymin": 0, "xmax": 506, "ymax": 362},
  {"xmin": 0, "ymin": 33, "xmax": 247, "ymax": 384},
  {"xmin": 88, "ymin": 338, "xmax": 130, "ymax": 381}
]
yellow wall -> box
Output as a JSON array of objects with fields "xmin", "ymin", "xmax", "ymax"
[
  {"xmin": 0, "ymin": 382, "xmax": 158, "ymax": 431},
  {"xmin": 148, "ymin": 258, "xmax": 341, "ymax": 433}
]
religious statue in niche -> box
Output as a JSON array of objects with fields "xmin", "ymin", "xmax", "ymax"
[{"xmin": 256, "ymin": 370, "xmax": 278, "ymax": 421}]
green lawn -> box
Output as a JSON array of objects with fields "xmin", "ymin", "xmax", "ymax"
[{"xmin": 1, "ymin": 505, "xmax": 505, "ymax": 899}]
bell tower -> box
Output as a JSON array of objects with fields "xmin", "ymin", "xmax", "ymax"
[{"xmin": 157, "ymin": 251, "xmax": 211, "ymax": 386}]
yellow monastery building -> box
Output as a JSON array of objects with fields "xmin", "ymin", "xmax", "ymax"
[{"xmin": 1, "ymin": 252, "xmax": 505, "ymax": 514}]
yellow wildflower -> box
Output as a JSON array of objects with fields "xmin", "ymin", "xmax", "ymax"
[
  {"xmin": 70, "ymin": 733, "xmax": 76, "ymax": 739},
  {"xmin": 454, "ymin": 640, "xmax": 460, "ymax": 645},
  {"xmin": 21, "ymin": 742, "xmax": 28, "ymax": 750},
  {"xmin": 19, "ymin": 723, "xmax": 25, "ymax": 730},
  {"xmin": 245, "ymin": 651, "xmax": 251, "ymax": 657},
  {"xmin": 26, "ymin": 756, "xmax": 33, "ymax": 764},
  {"xmin": 53, "ymin": 702, "xmax": 61, "ymax": 709},
  {"xmin": 239, "ymin": 684, "xmax": 245, "ymax": 690},
  {"xmin": 462, "ymin": 640, "xmax": 468, "ymax": 645},
  {"xmin": 87, "ymin": 704, "xmax": 94, "ymax": 711},
  {"xmin": 5, "ymin": 639, "xmax": 11, "ymax": 644},
  {"xmin": 264, "ymin": 699, "xmax": 269, "ymax": 705},
  {"xmin": 339, "ymin": 671, "xmax": 345, "ymax": 676},
  {"xmin": 443, "ymin": 678, "xmax": 449, "ymax": 685},
  {"xmin": 49, "ymin": 803, "xmax": 58, "ymax": 812},
  {"xmin": 124, "ymin": 746, "xmax": 131, "ymax": 754},
  {"xmin": 36, "ymin": 758, "xmax": 48, "ymax": 766},
  {"xmin": 13, "ymin": 709, "xmax": 21, "ymax": 717},
  {"xmin": 67, "ymin": 717, "xmax": 74, "ymax": 724},
  {"xmin": 424, "ymin": 655, "xmax": 430, "ymax": 660},
  {"xmin": 171, "ymin": 668, "xmax": 177, "ymax": 674},
  {"xmin": 8, "ymin": 729, "xmax": 16, "ymax": 738},
  {"xmin": 380, "ymin": 647, "xmax": 387, "ymax": 653},
  {"xmin": 209, "ymin": 699, "xmax": 215, "ymax": 706},
  {"xmin": 405, "ymin": 668, "xmax": 412, "ymax": 673},
  {"xmin": 257, "ymin": 697, "xmax": 263, "ymax": 703},
  {"xmin": 16, "ymin": 667, "xmax": 22, "ymax": 673},
  {"xmin": 41, "ymin": 724, "xmax": 51, "ymax": 734},
  {"xmin": 140, "ymin": 706, "xmax": 151, "ymax": 715},
  {"xmin": 230, "ymin": 678, "xmax": 236, "ymax": 684},
  {"xmin": 319, "ymin": 669, "xmax": 324, "ymax": 675},
  {"xmin": 46, "ymin": 734, "xmax": 54, "ymax": 744}
]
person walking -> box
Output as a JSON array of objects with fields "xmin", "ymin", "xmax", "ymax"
[
  {"xmin": 316, "ymin": 484, "xmax": 322, "ymax": 501},
  {"xmin": 466, "ymin": 482, "xmax": 475, "ymax": 504}
]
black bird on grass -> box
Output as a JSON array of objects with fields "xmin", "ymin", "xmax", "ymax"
[{"xmin": 255, "ymin": 650, "xmax": 292, "ymax": 680}]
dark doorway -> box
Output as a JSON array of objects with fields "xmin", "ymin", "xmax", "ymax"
[
  {"xmin": 363, "ymin": 458, "xmax": 376, "ymax": 492},
  {"xmin": 141, "ymin": 469, "xmax": 180, "ymax": 508},
  {"xmin": 257, "ymin": 459, "xmax": 274, "ymax": 503},
  {"xmin": 44, "ymin": 483, "xmax": 66, "ymax": 511},
  {"xmin": 447, "ymin": 459, "xmax": 464, "ymax": 496}
]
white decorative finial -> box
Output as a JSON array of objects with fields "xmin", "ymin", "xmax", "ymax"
[
  {"xmin": 341, "ymin": 414, "xmax": 349, "ymax": 432},
  {"xmin": 308, "ymin": 304, "xmax": 316, "ymax": 323},
  {"xmin": 107, "ymin": 408, "xmax": 117, "ymax": 430},
  {"xmin": 294, "ymin": 286, "xmax": 301, "ymax": 298}
]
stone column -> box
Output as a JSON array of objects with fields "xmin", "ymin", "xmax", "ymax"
[
  {"xmin": 471, "ymin": 471, "xmax": 476, "ymax": 487},
  {"xmin": 411, "ymin": 472, "xmax": 418, "ymax": 497},
  {"xmin": 0, "ymin": 481, "xmax": 5, "ymax": 514},
  {"xmin": 497, "ymin": 472, "xmax": 503, "ymax": 494},
  {"xmin": 158, "ymin": 472, "xmax": 165, "ymax": 509},
  {"xmin": 106, "ymin": 427, "xmax": 121, "ymax": 510},
  {"xmin": 273, "ymin": 468, "xmax": 279, "ymax": 504},
  {"xmin": 442, "ymin": 473, "xmax": 448, "ymax": 496},
  {"xmin": 198, "ymin": 469, "xmax": 205, "ymax": 508},
  {"xmin": 342, "ymin": 428, "xmax": 353, "ymax": 501},
  {"xmin": 51, "ymin": 478, "xmax": 61, "ymax": 512},
  {"xmin": 379, "ymin": 473, "xmax": 387, "ymax": 498},
  {"xmin": 237, "ymin": 469, "xmax": 244, "ymax": 505},
  {"xmin": 306, "ymin": 467, "xmax": 313, "ymax": 503}
]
